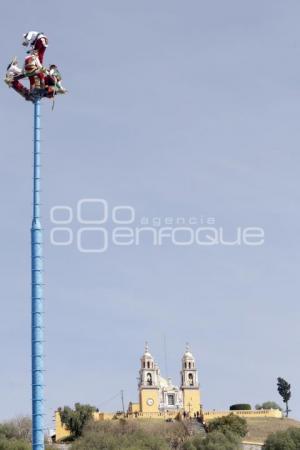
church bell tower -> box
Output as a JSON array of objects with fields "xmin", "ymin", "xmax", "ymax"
[
  {"xmin": 181, "ymin": 344, "xmax": 201, "ymax": 415},
  {"xmin": 139, "ymin": 343, "xmax": 160, "ymax": 413}
]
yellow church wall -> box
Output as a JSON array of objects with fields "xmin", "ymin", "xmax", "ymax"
[
  {"xmin": 128, "ymin": 402, "xmax": 140, "ymax": 414},
  {"xmin": 101, "ymin": 412, "xmax": 116, "ymax": 420},
  {"xmin": 132, "ymin": 410, "xmax": 179, "ymax": 419},
  {"xmin": 140, "ymin": 388, "xmax": 160, "ymax": 413},
  {"xmin": 203, "ymin": 409, "xmax": 282, "ymax": 421},
  {"xmin": 127, "ymin": 408, "xmax": 282, "ymax": 421},
  {"xmin": 55, "ymin": 411, "xmax": 71, "ymax": 442},
  {"xmin": 183, "ymin": 389, "xmax": 201, "ymax": 415}
]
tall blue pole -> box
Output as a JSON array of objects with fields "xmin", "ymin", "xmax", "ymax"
[{"xmin": 31, "ymin": 97, "xmax": 45, "ymax": 450}]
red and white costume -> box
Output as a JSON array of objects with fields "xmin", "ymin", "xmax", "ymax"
[
  {"xmin": 5, "ymin": 31, "xmax": 66, "ymax": 101},
  {"xmin": 23, "ymin": 52, "xmax": 46, "ymax": 90},
  {"xmin": 22, "ymin": 31, "xmax": 48, "ymax": 64}
]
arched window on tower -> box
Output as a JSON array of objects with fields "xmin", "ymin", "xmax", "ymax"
[
  {"xmin": 143, "ymin": 362, "xmax": 145, "ymax": 368},
  {"xmin": 146, "ymin": 373, "xmax": 153, "ymax": 386},
  {"xmin": 185, "ymin": 362, "xmax": 187, "ymax": 369},
  {"xmin": 188, "ymin": 373, "xmax": 194, "ymax": 386},
  {"xmin": 188, "ymin": 362, "xmax": 191, "ymax": 369},
  {"xmin": 147, "ymin": 361, "xmax": 150, "ymax": 369}
]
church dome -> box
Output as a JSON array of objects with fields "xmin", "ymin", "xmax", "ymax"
[
  {"xmin": 141, "ymin": 342, "xmax": 153, "ymax": 359},
  {"xmin": 182, "ymin": 343, "xmax": 195, "ymax": 361},
  {"xmin": 182, "ymin": 344, "xmax": 197, "ymax": 371},
  {"xmin": 140, "ymin": 342, "xmax": 156, "ymax": 370},
  {"xmin": 183, "ymin": 350, "xmax": 193, "ymax": 359}
]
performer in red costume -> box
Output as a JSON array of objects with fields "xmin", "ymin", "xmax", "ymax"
[
  {"xmin": 22, "ymin": 31, "xmax": 49, "ymax": 93},
  {"xmin": 24, "ymin": 51, "xmax": 46, "ymax": 91},
  {"xmin": 22, "ymin": 31, "xmax": 48, "ymax": 64},
  {"xmin": 4, "ymin": 31, "xmax": 67, "ymax": 102},
  {"xmin": 4, "ymin": 57, "xmax": 32, "ymax": 101},
  {"xmin": 4, "ymin": 53, "xmax": 46, "ymax": 100}
]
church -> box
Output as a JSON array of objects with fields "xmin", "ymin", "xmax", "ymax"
[
  {"xmin": 54, "ymin": 342, "xmax": 282, "ymax": 441},
  {"xmin": 130, "ymin": 343, "xmax": 201, "ymax": 416}
]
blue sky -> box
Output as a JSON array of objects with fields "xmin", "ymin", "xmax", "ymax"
[{"xmin": 1, "ymin": 0, "xmax": 300, "ymax": 428}]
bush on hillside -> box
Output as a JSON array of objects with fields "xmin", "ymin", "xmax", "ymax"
[
  {"xmin": 0, "ymin": 437, "xmax": 31, "ymax": 450},
  {"xmin": 71, "ymin": 418, "xmax": 187, "ymax": 450},
  {"xmin": 0, "ymin": 416, "xmax": 31, "ymax": 441},
  {"xmin": 263, "ymin": 427, "xmax": 300, "ymax": 450},
  {"xmin": 229, "ymin": 403, "xmax": 251, "ymax": 410},
  {"xmin": 71, "ymin": 426, "xmax": 169, "ymax": 450},
  {"xmin": 183, "ymin": 430, "xmax": 241, "ymax": 450},
  {"xmin": 208, "ymin": 413, "xmax": 247, "ymax": 437}
]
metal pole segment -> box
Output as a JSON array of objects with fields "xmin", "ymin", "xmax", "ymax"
[{"xmin": 31, "ymin": 97, "xmax": 45, "ymax": 450}]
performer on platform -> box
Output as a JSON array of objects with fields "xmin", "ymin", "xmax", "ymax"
[
  {"xmin": 23, "ymin": 50, "xmax": 47, "ymax": 91},
  {"xmin": 22, "ymin": 31, "xmax": 48, "ymax": 63},
  {"xmin": 4, "ymin": 57, "xmax": 32, "ymax": 100},
  {"xmin": 4, "ymin": 32, "xmax": 67, "ymax": 101},
  {"xmin": 45, "ymin": 64, "xmax": 67, "ymax": 96}
]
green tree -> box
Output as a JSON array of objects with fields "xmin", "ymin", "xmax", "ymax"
[
  {"xmin": 263, "ymin": 427, "xmax": 300, "ymax": 450},
  {"xmin": 208, "ymin": 413, "xmax": 247, "ymax": 437},
  {"xmin": 255, "ymin": 401, "xmax": 282, "ymax": 411},
  {"xmin": 59, "ymin": 403, "xmax": 97, "ymax": 438},
  {"xmin": 277, "ymin": 377, "xmax": 291, "ymax": 417}
]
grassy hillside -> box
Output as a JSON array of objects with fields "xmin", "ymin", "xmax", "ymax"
[{"xmin": 245, "ymin": 417, "xmax": 300, "ymax": 443}]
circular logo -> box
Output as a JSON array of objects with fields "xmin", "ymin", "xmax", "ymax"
[{"xmin": 147, "ymin": 398, "xmax": 154, "ymax": 406}]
